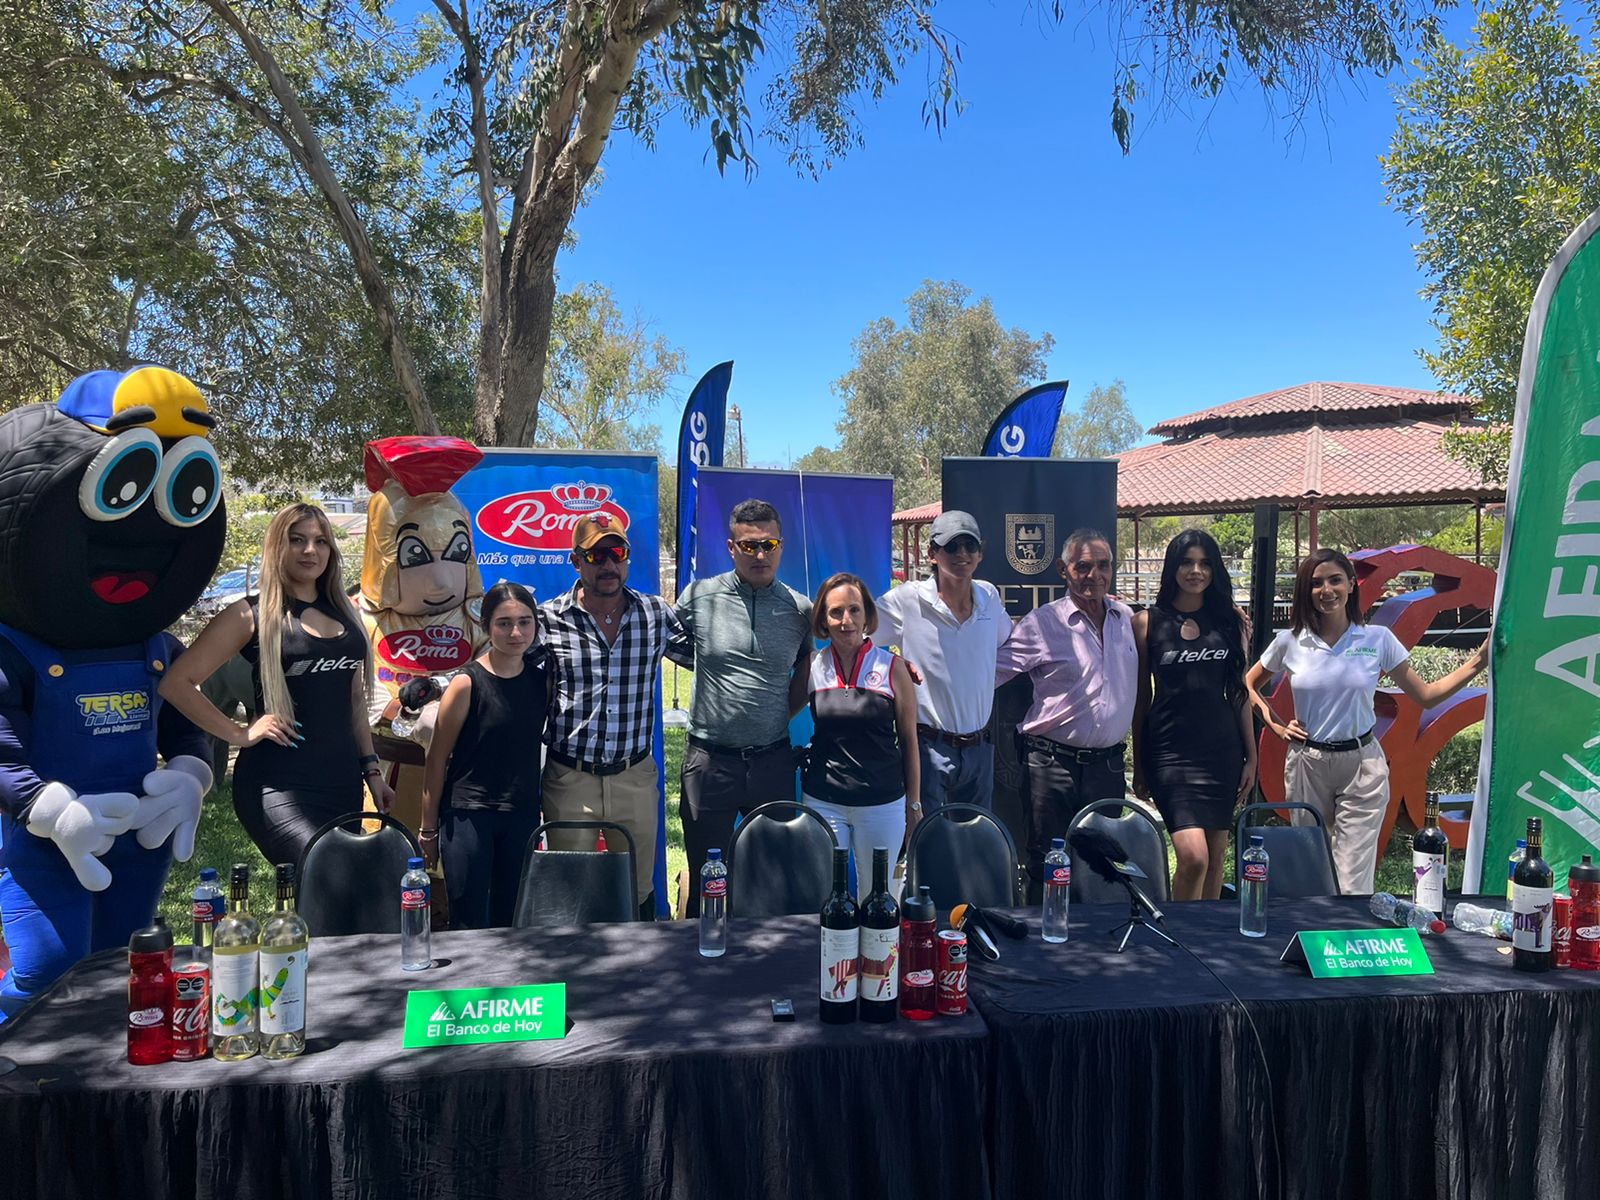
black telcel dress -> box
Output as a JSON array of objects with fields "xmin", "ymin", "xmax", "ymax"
[{"xmin": 1140, "ymin": 605, "xmax": 1244, "ymax": 832}]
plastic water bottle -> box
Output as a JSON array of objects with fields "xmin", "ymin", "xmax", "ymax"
[
  {"xmin": 401, "ymin": 857, "xmax": 432, "ymax": 971},
  {"xmin": 191, "ymin": 867, "xmax": 225, "ymax": 965},
  {"xmin": 1042, "ymin": 838, "xmax": 1071, "ymax": 943},
  {"xmin": 1453, "ymin": 902, "xmax": 1514, "ymax": 940},
  {"xmin": 1239, "ymin": 834, "xmax": 1269, "ymax": 938},
  {"xmin": 1369, "ymin": 891, "xmax": 1445, "ymax": 934},
  {"xmin": 699, "ymin": 849, "xmax": 728, "ymax": 958}
]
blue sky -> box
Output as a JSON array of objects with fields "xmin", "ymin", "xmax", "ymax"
[{"xmin": 557, "ymin": 10, "xmax": 1468, "ymax": 466}]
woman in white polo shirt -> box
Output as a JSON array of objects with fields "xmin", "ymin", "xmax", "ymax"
[{"xmin": 1244, "ymin": 548, "xmax": 1488, "ymax": 893}]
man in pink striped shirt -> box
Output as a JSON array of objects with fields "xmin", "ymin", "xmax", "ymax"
[{"xmin": 995, "ymin": 528, "xmax": 1138, "ymax": 893}]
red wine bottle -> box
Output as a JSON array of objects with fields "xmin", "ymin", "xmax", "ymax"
[
  {"xmin": 1512, "ymin": 817, "xmax": 1555, "ymax": 973},
  {"xmin": 1411, "ymin": 791, "xmax": 1450, "ymax": 916},
  {"xmin": 858, "ymin": 847, "xmax": 900, "ymax": 1024},
  {"xmin": 820, "ymin": 848, "xmax": 859, "ymax": 1024}
]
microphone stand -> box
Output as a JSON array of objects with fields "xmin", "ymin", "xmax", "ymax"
[{"xmin": 1107, "ymin": 876, "xmax": 1177, "ymax": 953}]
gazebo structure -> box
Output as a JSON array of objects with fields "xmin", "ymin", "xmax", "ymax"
[{"xmin": 890, "ymin": 381, "xmax": 1505, "ymax": 586}]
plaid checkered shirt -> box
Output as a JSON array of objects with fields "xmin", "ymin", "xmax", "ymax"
[{"xmin": 539, "ymin": 584, "xmax": 691, "ymax": 766}]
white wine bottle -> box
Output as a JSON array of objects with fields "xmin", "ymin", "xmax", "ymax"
[
  {"xmin": 212, "ymin": 863, "xmax": 260, "ymax": 1061},
  {"xmin": 259, "ymin": 863, "xmax": 310, "ymax": 1059}
]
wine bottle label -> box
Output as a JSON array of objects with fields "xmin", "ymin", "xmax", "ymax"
[
  {"xmin": 1412, "ymin": 852, "xmax": 1447, "ymax": 911},
  {"xmin": 212, "ymin": 951, "xmax": 258, "ymax": 1034},
  {"xmin": 1512, "ymin": 886, "xmax": 1555, "ymax": 952},
  {"xmin": 820, "ymin": 927, "xmax": 859, "ymax": 1002},
  {"xmin": 258, "ymin": 949, "xmax": 307, "ymax": 1034},
  {"xmin": 860, "ymin": 927, "xmax": 899, "ymax": 1002}
]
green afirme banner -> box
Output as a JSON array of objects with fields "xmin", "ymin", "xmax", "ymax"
[
  {"xmin": 402, "ymin": 983, "xmax": 567, "ymax": 1049},
  {"xmin": 1280, "ymin": 929, "xmax": 1435, "ymax": 979},
  {"xmin": 1467, "ymin": 209, "xmax": 1600, "ymax": 892}
]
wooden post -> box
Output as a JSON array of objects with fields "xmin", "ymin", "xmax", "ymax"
[
  {"xmin": 1294, "ymin": 509, "xmax": 1301, "ymax": 561},
  {"xmin": 1133, "ymin": 515, "xmax": 1142, "ymax": 601},
  {"xmin": 901, "ymin": 523, "xmax": 910, "ymax": 580},
  {"xmin": 1475, "ymin": 502, "xmax": 1483, "ymax": 563},
  {"xmin": 1308, "ymin": 504, "xmax": 1320, "ymax": 552}
]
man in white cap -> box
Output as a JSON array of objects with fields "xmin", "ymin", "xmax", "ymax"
[{"xmin": 875, "ymin": 510, "xmax": 1012, "ymax": 813}]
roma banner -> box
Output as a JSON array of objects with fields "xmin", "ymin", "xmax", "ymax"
[
  {"xmin": 981, "ymin": 380, "xmax": 1069, "ymax": 458},
  {"xmin": 453, "ymin": 449, "xmax": 670, "ymax": 914},
  {"xmin": 674, "ymin": 361, "xmax": 732, "ymax": 595},
  {"xmin": 1466, "ymin": 211, "xmax": 1600, "ymax": 892}
]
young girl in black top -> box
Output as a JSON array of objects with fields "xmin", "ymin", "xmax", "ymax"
[
  {"xmin": 160, "ymin": 504, "xmax": 394, "ymax": 866},
  {"xmin": 1131, "ymin": 530, "xmax": 1256, "ymax": 901},
  {"xmin": 422, "ymin": 582, "xmax": 550, "ymax": 928}
]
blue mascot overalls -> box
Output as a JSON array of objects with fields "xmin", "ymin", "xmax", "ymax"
[{"xmin": 0, "ymin": 368, "xmax": 223, "ymax": 1024}]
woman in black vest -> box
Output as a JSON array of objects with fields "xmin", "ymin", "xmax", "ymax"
[
  {"xmin": 422, "ymin": 582, "xmax": 550, "ymax": 928},
  {"xmin": 800, "ymin": 572, "xmax": 921, "ymax": 872},
  {"xmin": 1131, "ymin": 530, "xmax": 1256, "ymax": 900}
]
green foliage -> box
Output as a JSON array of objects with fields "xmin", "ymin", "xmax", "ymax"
[
  {"xmin": 820, "ymin": 281, "xmax": 1054, "ymax": 507},
  {"xmin": 1055, "ymin": 379, "xmax": 1143, "ymax": 459},
  {"xmin": 1384, "ymin": 0, "xmax": 1600, "ymax": 482},
  {"xmin": 1210, "ymin": 512, "xmax": 1255, "ymax": 556}
]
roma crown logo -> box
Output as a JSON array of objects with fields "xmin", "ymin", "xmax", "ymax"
[
  {"xmin": 550, "ymin": 481, "xmax": 610, "ymax": 511},
  {"xmin": 1005, "ymin": 513, "xmax": 1055, "ymax": 576}
]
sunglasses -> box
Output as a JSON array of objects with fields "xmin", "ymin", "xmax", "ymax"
[
  {"xmin": 936, "ymin": 537, "xmax": 981, "ymax": 555},
  {"xmin": 579, "ymin": 545, "xmax": 629, "ymax": 565},
  {"xmin": 733, "ymin": 537, "xmax": 782, "ymax": 556}
]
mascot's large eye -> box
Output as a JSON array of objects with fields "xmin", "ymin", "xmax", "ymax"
[
  {"xmin": 397, "ymin": 535, "xmax": 433, "ymax": 568},
  {"xmin": 153, "ymin": 436, "xmax": 222, "ymax": 527},
  {"xmin": 79, "ymin": 428, "xmax": 161, "ymax": 521},
  {"xmin": 441, "ymin": 532, "xmax": 472, "ymax": 564}
]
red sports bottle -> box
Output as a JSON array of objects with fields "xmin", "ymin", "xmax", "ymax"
[
  {"xmin": 127, "ymin": 917, "xmax": 175, "ymax": 1065},
  {"xmin": 1570, "ymin": 855, "xmax": 1600, "ymax": 971},
  {"xmin": 899, "ymin": 885, "xmax": 937, "ymax": 1020}
]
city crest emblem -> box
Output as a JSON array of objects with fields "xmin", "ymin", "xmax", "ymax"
[{"xmin": 1005, "ymin": 513, "xmax": 1054, "ymax": 575}]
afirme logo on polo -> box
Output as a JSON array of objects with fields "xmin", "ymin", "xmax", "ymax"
[
  {"xmin": 476, "ymin": 482, "xmax": 631, "ymax": 550},
  {"xmin": 1004, "ymin": 513, "xmax": 1054, "ymax": 575}
]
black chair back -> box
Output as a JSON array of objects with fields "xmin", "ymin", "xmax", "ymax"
[
  {"xmin": 905, "ymin": 803, "xmax": 1021, "ymax": 911},
  {"xmin": 727, "ymin": 801, "xmax": 838, "ymax": 917},
  {"xmin": 1066, "ymin": 801, "xmax": 1173, "ymax": 904},
  {"xmin": 298, "ymin": 813, "xmax": 421, "ymax": 936},
  {"xmin": 1235, "ymin": 802, "xmax": 1340, "ymax": 898},
  {"xmin": 513, "ymin": 821, "xmax": 637, "ymax": 926}
]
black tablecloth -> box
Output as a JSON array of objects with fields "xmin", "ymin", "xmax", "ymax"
[
  {"xmin": 0, "ymin": 918, "xmax": 991, "ymax": 1200},
  {"xmin": 973, "ymin": 896, "xmax": 1600, "ymax": 1200}
]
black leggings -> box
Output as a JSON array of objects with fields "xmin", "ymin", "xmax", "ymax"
[
  {"xmin": 233, "ymin": 755, "xmax": 363, "ymax": 868},
  {"xmin": 440, "ymin": 807, "xmax": 539, "ymax": 929}
]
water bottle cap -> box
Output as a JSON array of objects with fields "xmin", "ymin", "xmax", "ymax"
[
  {"xmin": 199, "ymin": 867, "xmax": 217, "ymax": 881},
  {"xmin": 129, "ymin": 916, "xmax": 174, "ymax": 955},
  {"xmin": 407, "ymin": 856, "xmax": 424, "ymax": 870},
  {"xmin": 1249, "ymin": 834, "xmax": 1264, "ymax": 847},
  {"xmin": 707, "ymin": 848, "xmax": 723, "ymax": 861},
  {"xmin": 1050, "ymin": 837, "xmax": 1065, "ymax": 850}
]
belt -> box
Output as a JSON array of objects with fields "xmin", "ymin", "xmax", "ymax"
[
  {"xmin": 547, "ymin": 747, "xmax": 651, "ymax": 777},
  {"xmin": 918, "ymin": 724, "xmax": 990, "ymax": 749},
  {"xmin": 688, "ymin": 735, "xmax": 791, "ymax": 760},
  {"xmin": 1302, "ymin": 729, "xmax": 1376, "ymax": 754},
  {"xmin": 1023, "ymin": 734, "xmax": 1126, "ymax": 765}
]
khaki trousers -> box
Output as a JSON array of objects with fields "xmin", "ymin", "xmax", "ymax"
[
  {"xmin": 1285, "ymin": 740, "xmax": 1390, "ymax": 894},
  {"xmin": 541, "ymin": 756, "xmax": 659, "ymax": 902}
]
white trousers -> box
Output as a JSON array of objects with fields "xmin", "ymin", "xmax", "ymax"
[{"xmin": 805, "ymin": 794, "xmax": 908, "ymax": 889}]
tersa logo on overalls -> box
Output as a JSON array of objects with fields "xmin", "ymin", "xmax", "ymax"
[
  {"xmin": 475, "ymin": 481, "xmax": 631, "ymax": 551},
  {"xmin": 77, "ymin": 690, "xmax": 151, "ymax": 728}
]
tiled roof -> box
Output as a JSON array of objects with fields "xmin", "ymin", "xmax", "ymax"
[
  {"xmin": 1117, "ymin": 419, "xmax": 1504, "ymax": 514},
  {"xmin": 1148, "ymin": 382, "xmax": 1478, "ymax": 437},
  {"xmin": 891, "ymin": 501, "xmax": 944, "ymax": 524}
]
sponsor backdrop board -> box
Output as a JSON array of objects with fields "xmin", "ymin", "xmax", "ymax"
[
  {"xmin": 693, "ymin": 467, "xmax": 895, "ymax": 815},
  {"xmin": 454, "ymin": 449, "xmax": 669, "ymax": 914},
  {"xmin": 940, "ymin": 457, "xmax": 1119, "ymax": 873},
  {"xmin": 1466, "ymin": 208, "xmax": 1600, "ymax": 891}
]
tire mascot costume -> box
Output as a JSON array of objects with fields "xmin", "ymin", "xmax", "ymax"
[
  {"xmin": 0, "ymin": 367, "xmax": 223, "ymax": 1022},
  {"xmin": 359, "ymin": 436, "xmax": 485, "ymax": 833}
]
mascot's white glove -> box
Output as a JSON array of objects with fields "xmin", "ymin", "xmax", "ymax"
[
  {"xmin": 23, "ymin": 782, "xmax": 139, "ymax": 892},
  {"xmin": 133, "ymin": 755, "xmax": 213, "ymax": 861}
]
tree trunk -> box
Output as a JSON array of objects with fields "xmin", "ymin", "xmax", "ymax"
[{"xmin": 495, "ymin": 253, "xmax": 559, "ymax": 446}]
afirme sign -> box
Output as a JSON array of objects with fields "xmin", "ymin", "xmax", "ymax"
[
  {"xmin": 402, "ymin": 983, "xmax": 568, "ymax": 1048},
  {"xmin": 1279, "ymin": 928, "xmax": 1436, "ymax": 979}
]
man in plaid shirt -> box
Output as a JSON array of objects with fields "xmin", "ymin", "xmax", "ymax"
[{"xmin": 540, "ymin": 512, "xmax": 690, "ymax": 919}]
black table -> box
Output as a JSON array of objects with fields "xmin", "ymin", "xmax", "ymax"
[
  {"xmin": 973, "ymin": 896, "xmax": 1600, "ymax": 1200},
  {"xmin": 0, "ymin": 918, "xmax": 991, "ymax": 1200}
]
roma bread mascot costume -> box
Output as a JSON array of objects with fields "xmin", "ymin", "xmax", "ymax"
[
  {"xmin": 0, "ymin": 367, "xmax": 222, "ymax": 1022},
  {"xmin": 360, "ymin": 436, "xmax": 485, "ymax": 830}
]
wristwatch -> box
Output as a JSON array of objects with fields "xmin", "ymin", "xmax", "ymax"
[{"xmin": 908, "ymin": 802, "xmax": 923, "ymax": 813}]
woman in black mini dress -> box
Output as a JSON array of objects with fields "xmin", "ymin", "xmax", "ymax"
[{"xmin": 1132, "ymin": 530, "xmax": 1257, "ymax": 900}]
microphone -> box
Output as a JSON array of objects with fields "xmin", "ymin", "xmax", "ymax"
[
  {"xmin": 948, "ymin": 904, "xmax": 1000, "ymax": 960},
  {"xmin": 952, "ymin": 902, "xmax": 1028, "ymax": 940},
  {"xmin": 1067, "ymin": 827, "xmax": 1167, "ymax": 925}
]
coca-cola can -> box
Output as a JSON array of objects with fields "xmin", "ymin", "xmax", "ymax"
[
  {"xmin": 1555, "ymin": 895, "xmax": 1573, "ymax": 969},
  {"xmin": 937, "ymin": 929, "xmax": 968, "ymax": 1016},
  {"xmin": 171, "ymin": 962, "xmax": 211, "ymax": 1060}
]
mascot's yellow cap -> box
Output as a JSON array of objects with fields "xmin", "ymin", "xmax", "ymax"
[{"xmin": 57, "ymin": 366, "xmax": 214, "ymax": 440}]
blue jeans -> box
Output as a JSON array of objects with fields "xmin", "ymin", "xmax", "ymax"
[
  {"xmin": 920, "ymin": 739, "xmax": 995, "ymax": 813},
  {"xmin": 0, "ymin": 817, "xmax": 171, "ymax": 1024}
]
